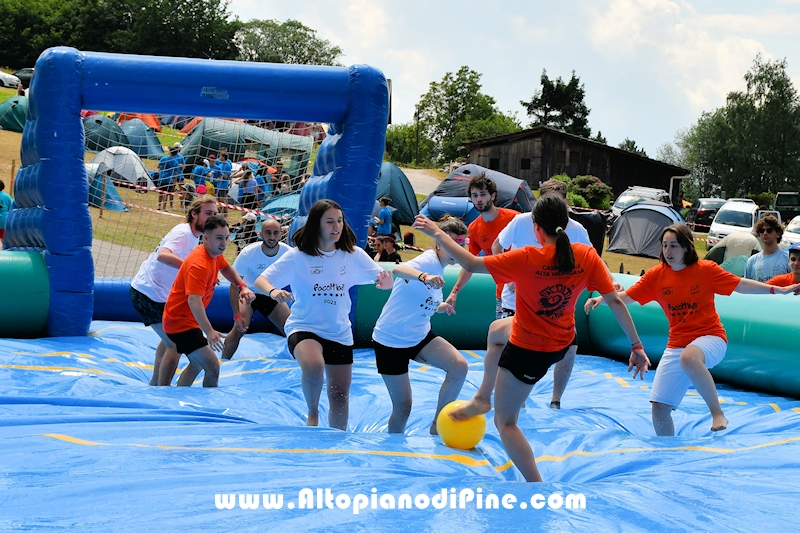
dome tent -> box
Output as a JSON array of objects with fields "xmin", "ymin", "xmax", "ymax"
[
  {"xmin": 418, "ymin": 164, "xmax": 535, "ymax": 214},
  {"xmin": 607, "ymin": 200, "xmax": 685, "ymax": 258}
]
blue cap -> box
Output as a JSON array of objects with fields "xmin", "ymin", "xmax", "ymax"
[{"xmin": 788, "ymin": 242, "xmax": 800, "ymax": 253}]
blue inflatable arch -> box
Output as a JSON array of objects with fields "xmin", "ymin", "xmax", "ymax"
[{"xmin": 6, "ymin": 47, "xmax": 389, "ymax": 337}]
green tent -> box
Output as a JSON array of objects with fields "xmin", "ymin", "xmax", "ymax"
[
  {"xmin": 180, "ymin": 118, "xmax": 314, "ymax": 179},
  {"xmin": 0, "ymin": 96, "xmax": 28, "ymax": 133},
  {"xmin": 83, "ymin": 115, "xmax": 130, "ymax": 153}
]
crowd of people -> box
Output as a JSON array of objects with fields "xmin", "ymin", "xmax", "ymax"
[{"xmin": 126, "ymin": 171, "xmax": 800, "ymax": 483}]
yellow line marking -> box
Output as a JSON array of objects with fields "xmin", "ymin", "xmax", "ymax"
[
  {"xmin": 582, "ymin": 370, "xmax": 596, "ymax": 375},
  {"xmin": 12, "ymin": 351, "xmax": 95, "ymax": 359},
  {"xmin": 640, "ymin": 385, "xmax": 649, "ymax": 390},
  {"xmin": 88, "ymin": 324, "xmax": 146, "ymax": 337},
  {"xmin": 104, "ymin": 358, "xmax": 121, "ymax": 363},
  {"xmin": 536, "ymin": 436, "xmax": 800, "ymax": 463},
  {"xmin": 604, "ymin": 372, "xmax": 612, "ymax": 379},
  {"xmin": 688, "ymin": 391, "xmax": 698, "ymax": 396},
  {"xmin": 40, "ymin": 433, "xmax": 491, "ymax": 468},
  {"xmin": 0, "ymin": 364, "xmax": 116, "ymax": 376},
  {"xmin": 416, "ymin": 366, "xmax": 431, "ymax": 372},
  {"xmin": 793, "ymin": 408, "xmax": 800, "ymax": 414},
  {"xmin": 463, "ymin": 350, "xmax": 483, "ymax": 359},
  {"xmin": 494, "ymin": 460, "xmax": 514, "ymax": 472},
  {"xmin": 769, "ymin": 403, "xmax": 781, "ymax": 412},
  {"xmin": 614, "ymin": 377, "xmax": 629, "ymax": 388},
  {"xmin": 221, "ymin": 367, "xmax": 297, "ymax": 379}
]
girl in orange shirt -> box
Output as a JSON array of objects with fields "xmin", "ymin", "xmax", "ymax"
[
  {"xmin": 414, "ymin": 195, "xmax": 648, "ymax": 482},
  {"xmin": 586, "ymin": 224, "xmax": 800, "ymax": 436}
]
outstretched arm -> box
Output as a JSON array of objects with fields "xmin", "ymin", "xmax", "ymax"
[
  {"xmin": 600, "ymin": 290, "xmax": 650, "ymax": 379},
  {"xmin": 413, "ymin": 215, "xmax": 488, "ymax": 274},
  {"xmin": 734, "ymin": 278, "xmax": 800, "ymax": 295}
]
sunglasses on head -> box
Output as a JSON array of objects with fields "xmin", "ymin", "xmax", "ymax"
[{"xmin": 758, "ymin": 227, "xmax": 775, "ymax": 234}]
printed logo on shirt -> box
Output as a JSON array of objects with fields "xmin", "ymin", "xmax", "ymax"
[
  {"xmin": 310, "ymin": 266, "xmax": 323, "ymax": 275},
  {"xmin": 535, "ymin": 284, "xmax": 572, "ymax": 319},
  {"xmin": 419, "ymin": 296, "xmax": 440, "ymax": 315},
  {"xmin": 690, "ymin": 284, "xmax": 701, "ymax": 294},
  {"xmin": 667, "ymin": 301, "xmax": 697, "ymax": 322},
  {"xmin": 662, "ymin": 286, "xmax": 673, "ymax": 296},
  {"xmin": 340, "ymin": 266, "xmax": 347, "ymax": 275},
  {"xmin": 257, "ymin": 264, "xmax": 266, "ymax": 271}
]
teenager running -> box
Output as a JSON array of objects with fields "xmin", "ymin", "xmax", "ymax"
[
  {"xmin": 372, "ymin": 218, "xmax": 470, "ymax": 434},
  {"xmin": 414, "ymin": 195, "xmax": 648, "ymax": 482},
  {"xmin": 255, "ymin": 199, "xmax": 393, "ymax": 430}
]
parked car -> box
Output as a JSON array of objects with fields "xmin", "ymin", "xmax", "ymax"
[
  {"xmin": 706, "ymin": 199, "xmax": 781, "ymax": 250},
  {"xmin": 12, "ymin": 68, "xmax": 34, "ymax": 89},
  {"xmin": 610, "ymin": 186, "xmax": 671, "ymax": 219},
  {"xmin": 0, "ymin": 71, "xmax": 21, "ymax": 88},
  {"xmin": 781, "ymin": 216, "xmax": 800, "ymax": 248},
  {"xmin": 774, "ymin": 192, "xmax": 800, "ymax": 222},
  {"xmin": 684, "ymin": 198, "xmax": 726, "ymax": 232}
]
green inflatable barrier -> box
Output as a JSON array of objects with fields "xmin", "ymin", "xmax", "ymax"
[
  {"xmin": 354, "ymin": 265, "xmax": 497, "ymax": 349},
  {"xmin": 585, "ymin": 274, "xmax": 800, "ymax": 399},
  {"xmin": 0, "ymin": 251, "xmax": 49, "ymax": 338}
]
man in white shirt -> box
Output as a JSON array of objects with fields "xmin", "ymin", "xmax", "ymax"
[
  {"xmin": 129, "ymin": 195, "xmax": 219, "ymax": 385},
  {"xmin": 745, "ymin": 215, "xmax": 791, "ymax": 282},
  {"xmin": 222, "ymin": 218, "xmax": 292, "ymax": 360}
]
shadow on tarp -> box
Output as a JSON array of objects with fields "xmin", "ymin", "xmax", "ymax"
[{"xmin": 1, "ymin": 321, "xmax": 800, "ymax": 531}]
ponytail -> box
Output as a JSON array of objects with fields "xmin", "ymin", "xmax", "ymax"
[{"xmin": 533, "ymin": 195, "xmax": 574, "ymax": 273}]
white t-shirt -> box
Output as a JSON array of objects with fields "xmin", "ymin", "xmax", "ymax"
[
  {"xmin": 744, "ymin": 248, "xmax": 790, "ymax": 282},
  {"xmin": 261, "ymin": 247, "xmax": 383, "ymax": 345},
  {"xmin": 497, "ymin": 213, "xmax": 592, "ymax": 310},
  {"xmin": 131, "ymin": 223, "xmax": 199, "ymax": 303},
  {"xmin": 373, "ymin": 250, "xmax": 444, "ymax": 348},
  {"xmin": 233, "ymin": 241, "xmax": 292, "ymax": 295}
]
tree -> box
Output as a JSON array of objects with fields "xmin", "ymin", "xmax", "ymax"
[
  {"xmin": 416, "ymin": 66, "xmax": 521, "ymax": 163},
  {"xmin": 235, "ymin": 19, "xmax": 343, "ymax": 65},
  {"xmin": 520, "ymin": 70, "xmax": 591, "ymax": 137},
  {"xmin": 679, "ymin": 55, "xmax": 800, "ymax": 197},
  {"xmin": 618, "ymin": 138, "xmax": 647, "ymax": 157},
  {"xmin": 384, "ymin": 122, "xmax": 435, "ymax": 166},
  {"xmin": 591, "ymin": 130, "xmax": 607, "ymax": 144}
]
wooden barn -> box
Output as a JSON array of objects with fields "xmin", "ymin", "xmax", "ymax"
[{"xmin": 461, "ymin": 126, "xmax": 690, "ymax": 205}]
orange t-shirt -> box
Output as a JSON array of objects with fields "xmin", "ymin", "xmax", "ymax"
[
  {"xmin": 484, "ymin": 243, "xmax": 614, "ymax": 351},
  {"xmin": 625, "ymin": 260, "xmax": 740, "ymax": 348},
  {"xmin": 766, "ymin": 273, "xmax": 798, "ymax": 287},
  {"xmin": 162, "ymin": 244, "xmax": 229, "ymax": 334},
  {"xmin": 468, "ymin": 207, "xmax": 518, "ymax": 297}
]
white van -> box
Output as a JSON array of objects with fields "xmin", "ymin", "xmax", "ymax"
[{"xmin": 706, "ymin": 199, "xmax": 781, "ymax": 250}]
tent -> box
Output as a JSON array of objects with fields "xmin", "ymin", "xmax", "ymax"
[
  {"xmin": 117, "ymin": 113, "xmax": 161, "ymax": 132},
  {"xmin": 0, "ymin": 96, "xmax": 28, "ymax": 133},
  {"xmin": 87, "ymin": 173, "xmax": 127, "ymax": 212},
  {"xmin": 120, "ymin": 118, "xmax": 164, "ymax": 159},
  {"xmin": 258, "ymin": 192, "xmax": 301, "ymax": 223},
  {"xmin": 607, "ymin": 200, "xmax": 685, "ymax": 258},
  {"xmin": 375, "ymin": 162, "xmax": 419, "ymax": 225},
  {"xmin": 180, "ymin": 118, "xmax": 314, "ymax": 180},
  {"xmin": 86, "ymin": 146, "xmax": 156, "ymax": 192},
  {"xmin": 159, "ymin": 115, "xmax": 194, "ymax": 130},
  {"xmin": 419, "ymin": 197, "xmax": 479, "ymax": 225},
  {"xmin": 83, "ymin": 115, "xmax": 129, "ymax": 153},
  {"xmin": 418, "ymin": 164, "xmax": 535, "ymax": 213}
]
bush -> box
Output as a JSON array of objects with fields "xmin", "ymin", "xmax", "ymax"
[
  {"xmin": 568, "ymin": 192, "xmax": 589, "ymax": 208},
  {"xmin": 747, "ymin": 192, "xmax": 774, "ymax": 208},
  {"xmin": 571, "ymin": 175, "xmax": 613, "ymax": 210}
]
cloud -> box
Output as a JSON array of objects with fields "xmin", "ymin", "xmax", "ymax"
[{"xmin": 339, "ymin": 0, "xmax": 390, "ymax": 50}]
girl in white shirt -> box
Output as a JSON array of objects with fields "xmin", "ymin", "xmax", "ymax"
[
  {"xmin": 372, "ymin": 219, "xmax": 469, "ymax": 434},
  {"xmin": 255, "ymin": 199, "xmax": 393, "ymax": 430}
]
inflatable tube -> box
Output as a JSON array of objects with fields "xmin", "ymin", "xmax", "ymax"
[
  {"xmin": 585, "ymin": 274, "xmax": 800, "ymax": 399},
  {"xmin": 93, "ymin": 278, "xmax": 279, "ymax": 335},
  {"xmin": 0, "ymin": 251, "xmax": 49, "ymax": 338},
  {"xmin": 354, "ymin": 265, "xmax": 496, "ymax": 349}
]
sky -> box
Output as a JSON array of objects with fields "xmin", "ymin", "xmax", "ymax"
[{"xmin": 227, "ymin": 0, "xmax": 800, "ymax": 158}]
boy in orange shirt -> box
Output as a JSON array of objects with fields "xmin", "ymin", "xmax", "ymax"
[
  {"xmin": 162, "ymin": 215, "xmax": 255, "ymax": 387},
  {"xmin": 767, "ymin": 242, "xmax": 800, "ymax": 287}
]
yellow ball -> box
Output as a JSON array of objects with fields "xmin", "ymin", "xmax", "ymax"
[{"xmin": 436, "ymin": 400, "xmax": 487, "ymax": 450}]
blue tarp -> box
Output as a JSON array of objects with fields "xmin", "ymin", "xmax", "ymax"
[{"xmin": 2, "ymin": 321, "xmax": 800, "ymax": 530}]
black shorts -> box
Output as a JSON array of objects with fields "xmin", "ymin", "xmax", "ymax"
[
  {"xmin": 129, "ymin": 286, "xmax": 165, "ymax": 327},
  {"xmin": 373, "ymin": 331, "xmax": 439, "ymax": 375},
  {"xmin": 166, "ymin": 328, "xmax": 208, "ymax": 355},
  {"xmin": 250, "ymin": 293, "xmax": 278, "ymax": 317},
  {"xmin": 501, "ymin": 308, "xmax": 516, "ymax": 318},
  {"xmin": 498, "ymin": 339, "xmax": 573, "ymax": 385},
  {"xmin": 287, "ymin": 331, "xmax": 353, "ymax": 365}
]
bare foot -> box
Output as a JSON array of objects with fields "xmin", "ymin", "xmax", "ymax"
[
  {"xmin": 449, "ymin": 397, "xmax": 491, "ymax": 421},
  {"xmin": 306, "ymin": 413, "xmax": 319, "ymax": 427},
  {"xmin": 711, "ymin": 413, "xmax": 728, "ymax": 432}
]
